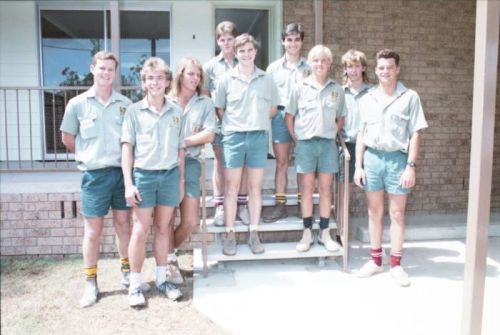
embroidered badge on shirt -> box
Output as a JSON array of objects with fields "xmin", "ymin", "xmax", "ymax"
[
  {"xmin": 302, "ymin": 68, "xmax": 312, "ymax": 77},
  {"xmin": 172, "ymin": 116, "xmax": 180, "ymax": 127},
  {"xmin": 331, "ymin": 91, "xmax": 339, "ymax": 101},
  {"xmin": 120, "ymin": 107, "xmax": 127, "ymax": 116}
]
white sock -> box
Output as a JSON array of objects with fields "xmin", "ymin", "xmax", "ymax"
[
  {"xmin": 156, "ymin": 266, "xmax": 167, "ymax": 286},
  {"xmin": 129, "ymin": 272, "xmax": 142, "ymax": 293}
]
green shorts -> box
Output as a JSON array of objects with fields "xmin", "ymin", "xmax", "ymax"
[
  {"xmin": 363, "ymin": 147, "xmax": 411, "ymax": 195},
  {"xmin": 295, "ymin": 137, "xmax": 339, "ymax": 174},
  {"xmin": 222, "ymin": 131, "xmax": 268, "ymax": 169},
  {"xmin": 133, "ymin": 167, "xmax": 180, "ymax": 208},
  {"xmin": 184, "ymin": 158, "xmax": 201, "ymax": 199},
  {"xmin": 80, "ymin": 167, "xmax": 129, "ymax": 217}
]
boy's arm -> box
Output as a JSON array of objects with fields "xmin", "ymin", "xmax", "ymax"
[
  {"xmin": 285, "ymin": 113, "xmax": 296, "ymax": 143},
  {"xmin": 121, "ymin": 142, "xmax": 141, "ymax": 207},
  {"xmin": 61, "ymin": 132, "xmax": 76, "ymax": 152},
  {"xmin": 353, "ymin": 129, "xmax": 366, "ymax": 188}
]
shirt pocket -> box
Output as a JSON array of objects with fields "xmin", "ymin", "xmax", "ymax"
[
  {"xmin": 78, "ymin": 111, "xmax": 98, "ymax": 140},
  {"xmin": 389, "ymin": 112, "xmax": 410, "ymax": 136}
]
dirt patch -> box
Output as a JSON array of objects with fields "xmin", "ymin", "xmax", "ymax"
[{"xmin": 1, "ymin": 254, "xmax": 229, "ymax": 335}]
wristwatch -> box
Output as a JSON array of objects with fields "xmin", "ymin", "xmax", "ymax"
[{"xmin": 407, "ymin": 161, "xmax": 416, "ymax": 168}]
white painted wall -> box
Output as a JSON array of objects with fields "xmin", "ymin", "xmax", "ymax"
[
  {"xmin": 0, "ymin": 1, "xmax": 43, "ymax": 161},
  {"xmin": 170, "ymin": 1, "xmax": 214, "ymax": 68}
]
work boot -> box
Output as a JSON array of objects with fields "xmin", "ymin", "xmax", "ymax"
[
  {"xmin": 296, "ymin": 228, "xmax": 313, "ymax": 252},
  {"xmin": 248, "ymin": 230, "xmax": 265, "ymax": 254},
  {"xmin": 237, "ymin": 204, "xmax": 250, "ymax": 225},
  {"xmin": 80, "ymin": 277, "xmax": 99, "ymax": 308},
  {"xmin": 222, "ymin": 230, "xmax": 237, "ymax": 256},
  {"xmin": 263, "ymin": 202, "xmax": 287, "ymax": 223},
  {"xmin": 318, "ymin": 228, "xmax": 341, "ymax": 252}
]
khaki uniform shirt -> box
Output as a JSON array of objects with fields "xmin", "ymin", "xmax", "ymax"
[
  {"xmin": 214, "ymin": 67, "xmax": 280, "ymax": 135},
  {"xmin": 341, "ymin": 82, "xmax": 373, "ymax": 143},
  {"xmin": 60, "ymin": 87, "xmax": 131, "ymax": 171},
  {"xmin": 266, "ymin": 56, "xmax": 310, "ymax": 108},
  {"xmin": 203, "ymin": 53, "xmax": 238, "ymax": 98},
  {"xmin": 121, "ymin": 97, "xmax": 184, "ymax": 170},
  {"xmin": 170, "ymin": 94, "xmax": 217, "ymax": 160},
  {"xmin": 359, "ymin": 81, "xmax": 428, "ymax": 153},
  {"xmin": 287, "ymin": 77, "xmax": 346, "ymax": 140}
]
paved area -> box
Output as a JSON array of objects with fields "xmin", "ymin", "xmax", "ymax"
[{"xmin": 194, "ymin": 237, "xmax": 500, "ymax": 335}]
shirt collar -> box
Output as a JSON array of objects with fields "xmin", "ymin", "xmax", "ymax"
[
  {"xmin": 85, "ymin": 86, "xmax": 125, "ymax": 103},
  {"xmin": 216, "ymin": 53, "xmax": 238, "ymax": 66},
  {"xmin": 303, "ymin": 76, "xmax": 336, "ymax": 90},
  {"xmin": 139, "ymin": 96, "xmax": 172, "ymax": 115},
  {"xmin": 229, "ymin": 66, "xmax": 266, "ymax": 80}
]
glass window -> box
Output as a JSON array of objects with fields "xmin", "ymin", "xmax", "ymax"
[
  {"xmin": 120, "ymin": 11, "xmax": 170, "ymax": 87},
  {"xmin": 215, "ymin": 8, "xmax": 269, "ymax": 69},
  {"xmin": 40, "ymin": 10, "xmax": 109, "ymax": 87}
]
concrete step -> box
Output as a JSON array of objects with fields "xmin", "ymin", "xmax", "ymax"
[
  {"xmin": 202, "ymin": 242, "xmax": 344, "ymax": 263},
  {"xmin": 354, "ymin": 214, "xmax": 500, "ymax": 242},
  {"xmin": 202, "ymin": 194, "xmax": 321, "ymax": 208},
  {"xmin": 199, "ymin": 216, "xmax": 338, "ymax": 233}
]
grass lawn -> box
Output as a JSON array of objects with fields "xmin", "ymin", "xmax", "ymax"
[{"xmin": 0, "ymin": 253, "xmax": 229, "ymax": 335}]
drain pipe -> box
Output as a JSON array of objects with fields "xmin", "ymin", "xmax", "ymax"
[{"xmin": 314, "ymin": 0, "xmax": 323, "ymax": 45}]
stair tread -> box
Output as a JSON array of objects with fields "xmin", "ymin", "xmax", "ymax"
[
  {"xmin": 201, "ymin": 194, "xmax": 321, "ymax": 208},
  {"xmin": 203, "ymin": 242, "xmax": 344, "ymax": 262},
  {"xmin": 197, "ymin": 217, "xmax": 338, "ymax": 233}
]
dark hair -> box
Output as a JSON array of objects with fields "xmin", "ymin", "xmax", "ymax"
[
  {"xmin": 376, "ymin": 49, "xmax": 400, "ymax": 66},
  {"xmin": 281, "ymin": 23, "xmax": 304, "ymax": 41}
]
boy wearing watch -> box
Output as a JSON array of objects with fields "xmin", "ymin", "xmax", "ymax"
[{"xmin": 354, "ymin": 49, "xmax": 427, "ymax": 287}]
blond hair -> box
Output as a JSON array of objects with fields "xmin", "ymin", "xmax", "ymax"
[
  {"xmin": 92, "ymin": 51, "xmax": 119, "ymax": 69},
  {"xmin": 140, "ymin": 57, "xmax": 172, "ymax": 93},
  {"xmin": 341, "ymin": 49, "xmax": 369, "ymax": 84},
  {"xmin": 170, "ymin": 57, "xmax": 204, "ymax": 97}
]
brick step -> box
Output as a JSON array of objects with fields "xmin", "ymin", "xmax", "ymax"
[
  {"xmin": 201, "ymin": 242, "xmax": 344, "ymax": 263},
  {"xmin": 198, "ymin": 216, "xmax": 338, "ymax": 233}
]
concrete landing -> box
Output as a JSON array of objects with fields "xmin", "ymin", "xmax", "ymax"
[{"xmin": 193, "ymin": 238, "xmax": 500, "ymax": 335}]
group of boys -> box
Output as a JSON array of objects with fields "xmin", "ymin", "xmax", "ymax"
[{"xmin": 61, "ymin": 20, "xmax": 427, "ymax": 309}]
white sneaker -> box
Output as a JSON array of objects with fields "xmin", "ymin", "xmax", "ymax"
[
  {"xmin": 357, "ymin": 260, "xmax": 384, "ymax": 278},
  {"xmin": 129, "ymin": 287, "xmax": 146, "ymax": 307},
  {"xmin": 317, "ymin": 228, "xmax": 341, "ymax": 252},
  {"xmin": 166, "ymin": 262, "xmax": 184, "ymax": 285},
  {"xmin": 157, "ymin": 281, "xmax": 183, "ymax": 301},
  {"xmin": 237, "ymin": 204, "xmax": 249, "ymax": 225},
  {"xmin": 390, "ymin": 266, "xmax": 411, "ymax": 287},
  {"xmin": 121, "ymin": 272, "xmax": 151, "ymax": 292},
  {"xmin": 79, "ymin": 278, "xmax": 99, "ymax": 308},
  {"xmin": 213, "ymin": 206, "xmax": 224, "ymax": 226},
  {"xmin": 296, "ymin": 228, "xmax": 313, "ymax": 252}
]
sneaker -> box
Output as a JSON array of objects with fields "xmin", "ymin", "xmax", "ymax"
[
  {"xmin": 390, "ymin": 266, "xmax": 411, "ymax": 287},
  {"xmin": 248, "ymin": 230, "xmax": 265, "ymax": 254},
  {"xmin": 129, "ymin": 286, "xmax": 146, "ymax": 307},
  {"xmin": 318, "ymin": 228, "xmax": 341, "ymax": 252},
  {"xmin": 222, "ymin": 231, "xmax": 237, "ymax": 256},
  {"xmin": 121, "ymin": 272, "xmax": 151, "ymax": 292},
  {"xmin": 357, "ymin": 260, "xmax": 384, "ymax": 278},
  {"xmin": 263, "ymin": 202, "xmax": 287, "ymax": 223},
  {"xmin": 157, "ymin": 281, "xmax": 182, "ymax": 301},
  {"xmin": 166, "ymin": 262, "xmax": 184, "ymax": 285},
  {"xmin": 296, "ymin": 228, "xmax": 313, "ymax": 252},
  {"xmin": 213, "ymin": 206, "xmax": 225, "ymax": 226},
  {"xmin": 237, "ymin": 204, "xmax": 250, "ymax": 225},
  {"xmin": 80, "ymin": 278, "xmax": 99, "ymax": 308}
]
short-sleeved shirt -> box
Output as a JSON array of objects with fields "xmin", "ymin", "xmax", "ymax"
[
  {"xmin": 121, "ymin": 97, "xmax": 184, "ymax": 170},
  {"xmin": 60, "ymin": 87, "xmax": 132, "ymax": 171},
  {"xmin": 359, "ymin": 81, "xmax": 428, "ymax": 153},
  {"xmin": 203, "ymin": 53, "xmax": 238, "ymax": 98},
  {"xmin": 287, "ymin": 77, "xmax": 347, "ymax": 140},
  {"xmin": 170, "ymin": 93, "xmax": 217, "ymax": 160},
  {"xmin": 341, "ymin": 82, "xmax": 373, "ymax": 143},
  {"xmin": 266, "ymin": 56, "xmax": 311, "ymax": 108},
  {"xmin": 214, "ymin": 67, "xmax": 280, "ymax": 135}
]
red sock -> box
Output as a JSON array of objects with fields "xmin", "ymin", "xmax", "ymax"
[
  {"xmin": 390, "ymin": 250, "xmax": 403, "ymax": 267},
  {"xmin": 371, "ymin": 248, "xmax": 383, "ymax": 266}
]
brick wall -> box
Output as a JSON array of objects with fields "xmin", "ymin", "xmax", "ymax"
[{"xmin": 284, "ymin": 0, "xmax": 487, "ymax": 217}]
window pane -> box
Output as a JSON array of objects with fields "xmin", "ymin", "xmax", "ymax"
[
  {"xmin": 41, "ymin": 10, "xmax": 108, "ymax": 87},
  {"xmin": 120, "ymin": 11, "xmax": 170, "ymax": 87},
  {"xmin": 215, "ymin": 9, "xmax": 269, "ymax": 69}
]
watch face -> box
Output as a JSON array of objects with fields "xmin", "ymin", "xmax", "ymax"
[{"xmin": 407, "ymin": 161, "xmax": 416, "ymax": 167}]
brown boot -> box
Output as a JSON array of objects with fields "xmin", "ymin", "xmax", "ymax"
[
  {"xmin": 222, "ymin": 231, "xmax": 237, "ymax": 256},
  {"xmin": 248, "ymin": 230, "xmax": 265, "ymax": 254},
  {"xmin": 263, "ymin": 202, "xmax": 287, "ymax": 223}
]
